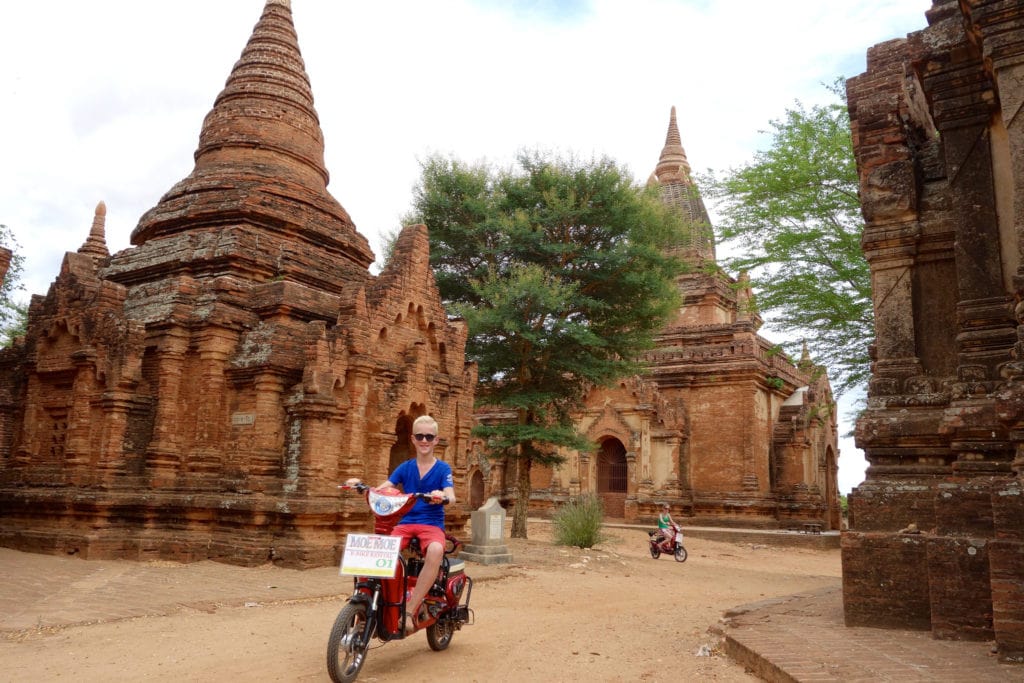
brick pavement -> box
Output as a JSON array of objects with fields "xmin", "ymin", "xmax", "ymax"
[
  {"xmin": 3, "ymin": 537, "xmax": 1022, "ymax": 681},
  {"xmin": 720, "ymin": 586, "xmax": 1019, "ymax": 682}
]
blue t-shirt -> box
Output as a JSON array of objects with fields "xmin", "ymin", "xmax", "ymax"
[{"xmin": 389, "ymin": 458, "xmax": 453, "ymax": 529}]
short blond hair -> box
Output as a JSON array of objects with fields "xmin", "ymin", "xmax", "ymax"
[{"xmin": 412, "ymin": 415, "xmax": 438, "ymax": 433}]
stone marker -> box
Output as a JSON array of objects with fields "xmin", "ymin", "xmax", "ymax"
[{"xmin": 459, "ymin": 497, "xmax": 512, "ymax": 565}]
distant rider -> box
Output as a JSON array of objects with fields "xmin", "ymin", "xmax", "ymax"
[{"xmin": 657, "ymin": 503, "xmax": 675, "ymax": 544}]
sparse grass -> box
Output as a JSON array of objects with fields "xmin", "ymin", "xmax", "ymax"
[{"xmin": 552, "ymin": 494, "xmax": 607, "ymax": 548}]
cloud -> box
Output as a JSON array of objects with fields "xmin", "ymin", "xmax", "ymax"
[{"xmin": 0, "ymin": 0, "xmax": 932, "ymax": 492}]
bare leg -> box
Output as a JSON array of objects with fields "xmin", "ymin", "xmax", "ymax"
[{"xmin": 408, "ymin": 540, "xmax": 443, "ymax": 619}]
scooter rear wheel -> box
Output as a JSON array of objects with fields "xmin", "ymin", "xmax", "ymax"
[
  {"xmin": 649, "ymin": 544, "xmax": 661, "ymax": 559},
  {"xmin": 327, "ymin": 601, "xmax": 371, "ymax": 683}
]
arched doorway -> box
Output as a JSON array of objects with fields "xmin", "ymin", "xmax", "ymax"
[
  {"xmin": 388, "ymin": 415, "xmax": 413, "ymax": 475},
  {"xmin": 825, "ymin": 445, "xmax": 839, "ymax": 530},
  {"xmin": 596, "ymin": 437, "xmax": 627, "ymax": 518},
  {"xmin": 469, "ymin": 470, "xmax": 485, "ymax": 510}
]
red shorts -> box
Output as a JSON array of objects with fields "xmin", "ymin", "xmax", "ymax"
[{"xmin": 392, "ymin": 523, "xmax": 445, "ymax": 550}]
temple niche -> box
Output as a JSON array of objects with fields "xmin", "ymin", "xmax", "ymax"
[
  {"xmin": 492, "ymin": 108, "xmax": 842, "ymax": 530},
  {"xmin": 845, "ymin": 0, "xmax": 1024, "ymax": 662},
  {"xmin": 0, "ymin": 0, "xmax": 475, "ymax": 569}
]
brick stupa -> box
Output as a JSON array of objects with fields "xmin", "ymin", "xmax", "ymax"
[{"xmin": 0, "ymin": 0, "xmax": 476, "ymax": 568}]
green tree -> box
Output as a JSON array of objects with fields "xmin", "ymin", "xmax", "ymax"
[
  {"xmin": 0, "ymin": 224, "xmax": 26, "ymax": 347},
  {"xmin": 699, "ymin": 80, "xmax": 872, "ymax": 395},
  {"xmin": 0, "ymin": 301, "xmax": 28, "ymax": 347},
  {"xmin": 407, "ymin": 150, "xmax": 684, "ymax": 538}
]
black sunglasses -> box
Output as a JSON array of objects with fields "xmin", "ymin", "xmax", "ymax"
[{"xmin": 413, "ymin": 433, "xmax": 436, "ymax": 442}]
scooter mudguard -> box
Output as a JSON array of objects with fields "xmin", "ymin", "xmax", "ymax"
[{"xmin": 348, "ymin": 590, "xmax": 372, "ymax": 608}]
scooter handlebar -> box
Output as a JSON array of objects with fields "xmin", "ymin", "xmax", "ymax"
[
  {"xmin": 407, "ymin": 491, "xmax": 450, "ymax": 505},
  {"xmin": 338, "ymin": 483, "xmax": 448, "ymax": 505}
]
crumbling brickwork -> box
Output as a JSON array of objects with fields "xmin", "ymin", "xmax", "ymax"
[
  {"xmin": 0, "ymin": 248, "xmax": 11, "ymax": 288},
  {"xmin": 846, "ymin": 0, "xmax": 1024, "ymax": 662},
  {"xmin": 0, "ymin": 0, "xmax": 475, "ymax": 569}
]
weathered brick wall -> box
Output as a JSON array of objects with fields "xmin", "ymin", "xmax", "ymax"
[
  {"xmin": 842, "ymin": 532, "xmax": 931, "ymax": 630},
  {"xmin": 0, "ymin": 247, "xmax": 11, "ymax": 288},
  {"xmin": 847, "ymin": 481, "xmax": 936, "ymax": 532},
  {"xmin": 991, "ymin": 480, "xmax": 1024, "ymax": 659},
  {"xmin": 688, "ymin": 383, "xmax": 760, "ymax": 491},
  {"xmin": 847, "ymin": 0, "xmax": 1024, "ymax": 660},
  {"xmin": 927, "ymin": 536, "xmax": 993, "ymax": 640}
]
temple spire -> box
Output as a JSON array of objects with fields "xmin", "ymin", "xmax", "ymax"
[
  {"xmin": 648, "ymin": 106, "xmax": 716, "ymax": 264},
  {"xmin": 79, "ymin": 201, "xmax": 110, "ymax": 260},
  {"xmin": 193, "ymin": 0, "xmax": 327, "ymax": 187},
  {"xmin": 129, "ymin": 0, "xmax": 374, "ymax": 272},
  {"xmin": 654, "ymin": 106, "xmax": 692, "ymax": 184}
]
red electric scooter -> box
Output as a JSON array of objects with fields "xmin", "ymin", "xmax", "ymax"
[
  {"xmin": 648, "ymin": 522, "xmax": 688, "ymax": 562},
  {"xmin": 327, "ymin": 484, "xmax": 473, "ymax": 683}
]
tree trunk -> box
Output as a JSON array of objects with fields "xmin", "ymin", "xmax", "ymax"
[{"xmin": 511, "ymin": 455, "xmax": 532, "ymax": 538}]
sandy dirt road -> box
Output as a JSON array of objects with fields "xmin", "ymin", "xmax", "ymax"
[{"xmin": 0, "ymin": 523, "xmax": 840, "ymax": 682}]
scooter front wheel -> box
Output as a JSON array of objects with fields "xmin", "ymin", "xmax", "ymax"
[
  {"xmin": 327, "ymin": 601, "xmax": 371, "ymax": 683},
  {"xmin": 427, "ymin": 614, "xmax": 456, "ymax": 651},
  {"xmin": 674, "ymin": 545, "xmax": 688, "ymax": 563}
]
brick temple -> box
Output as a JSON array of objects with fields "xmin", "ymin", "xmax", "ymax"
[
  {"xmin": 0, "ymin": 0, "xmax": 476, "ymax": 568},
  {"xmin": 506, "ymin": 108, "xmax": 842, "ymax": 529},
  {"xmin": 845, "ymin": 0, "xmax": 1024, "ymax": 662},
  {"xmin": 1, "ymin": 0, "xmax": 844, "ymax": 566}
]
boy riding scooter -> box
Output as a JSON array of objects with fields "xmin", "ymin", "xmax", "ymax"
[{"xmin": 344, "ymin": 415, "xmax": 455, "ymax": 634}]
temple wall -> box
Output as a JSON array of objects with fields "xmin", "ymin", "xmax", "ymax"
[
  {"xmin": 846, "ymin": 0, "xmax": 1024, "ymax": 661},
  {"xmin": 687, "ymin": 382, "xmax": 762, "ymax": 492},
  {"xmin": 0, "ymin": 2, "xmax": 477, "ymax": 569}
]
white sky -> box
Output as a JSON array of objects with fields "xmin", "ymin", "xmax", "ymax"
[{"xmin": 0, "ymin": 0, "xmax": 933, "ymax": 494}]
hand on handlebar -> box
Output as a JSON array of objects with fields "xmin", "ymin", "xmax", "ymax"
[{"xmin": 425, "ymin": 491, "xmax": 449, "ymax": 505}]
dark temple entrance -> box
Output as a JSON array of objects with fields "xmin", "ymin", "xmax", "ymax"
[{"xmin": 596, "ymin": 438, "xmax": 627, "ymax": 517}]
